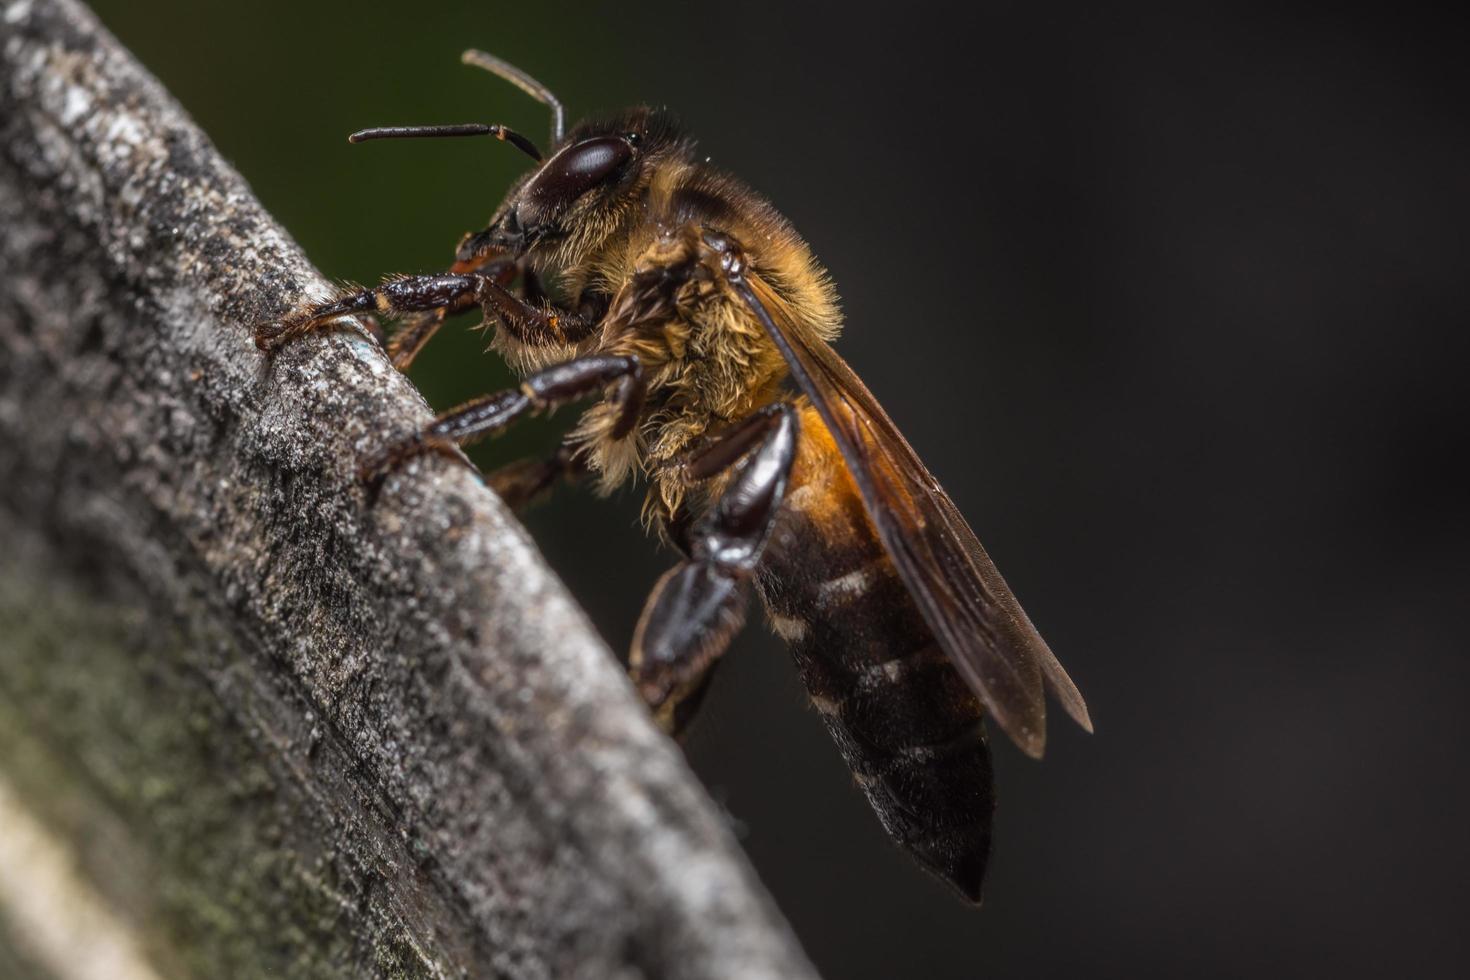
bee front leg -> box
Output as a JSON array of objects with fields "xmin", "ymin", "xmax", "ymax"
[
  {"xmin": 256, "ymin": 266, "xmax": 602, "ymax": 356},
  {"xmin": 479, "ymin": 273, "xmax": 607, "ymax": 348},
  {"xmin": 374, "ymin": 262, "xmax": 611, "ymax": 371},
  {"xmin": 386, "ymin": 256, "xmax": 518, "ymax": 371},
  {"xmin": 256, "ymin": 273, "xmax": 492, "ymax": 353},
  {"xmin": 360, "ymin": 354, "xmax": 643, "ymax": 490},
  {"xmin": 631, "ymin": 402, "xmax": 800, "ymax": 733}
]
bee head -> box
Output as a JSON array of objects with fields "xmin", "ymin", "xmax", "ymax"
[
  {"xmin": 348, "ymin": 53, "xmax": 691, "ymax": 270},
  {"xmin": 467, "ymin": 107, "xmax": 689, "ymax": 264}
]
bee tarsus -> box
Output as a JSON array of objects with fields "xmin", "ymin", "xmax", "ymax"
[{"xmin": 481, "ymin": 443, "xmax": 585, "ymax": 512}]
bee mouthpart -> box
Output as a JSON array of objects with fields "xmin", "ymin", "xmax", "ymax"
[
  {"xmin": 455, "ymin": 227, "xmax": 501, "ymax": 265},
  {"xmin": 477, "ymin": 208, "xmax": 542, "ymax": 258}
]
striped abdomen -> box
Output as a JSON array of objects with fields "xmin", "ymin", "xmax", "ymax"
[{"xmin": 754, "ymin": 404, "xmax": 994, "ymax": 900}]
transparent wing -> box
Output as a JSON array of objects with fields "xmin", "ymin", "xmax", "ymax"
[{"xmin": 735, "ymin": 275, "xmax": 1092, "ymax": 757}]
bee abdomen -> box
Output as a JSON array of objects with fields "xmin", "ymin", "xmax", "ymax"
[
  {"xmin": 853, "ymin": 720, "xmax": 994, "ymax": 902},
  {"xmin": 802, "ymin": 635, "xmax": 994, "ymax": 902},
  {"xmin": 758, "ymin": 509, "xmax": 995, "ymax": 900}
]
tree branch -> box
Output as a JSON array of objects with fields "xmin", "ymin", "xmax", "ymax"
[{"xmin": 0, "ymin": 1, "xmax": 816, "ymax": 976}]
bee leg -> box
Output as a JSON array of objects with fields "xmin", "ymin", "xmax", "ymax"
[
  {"xmin": 256, "ymin": 274, "xmax": 491, "ymax": 353},
  {"xmin": 387, "ymin": 257, "xmax": 518, "ymax": 371},
  {"xmin": 360, "ymin": 353, "xmax": 643, "ymax": 489},
  {"xmin": 383, "ymin": 309, "xmax": 449, "ymax": 371},
  {"xmin": 401, "ymin": 265, "xmax": 600, "ymax": 350},
  {"xmin": 484, "ymin": 442, "xmax": 588, "ymax": 512},
  {"xmin": 389, "ymin": 256, "xmax": 603, "ymax": 371},
  {"xmin": 630, "ymin": 402, "xmax": 799, "ymax": 733},
  {"xmin": 255, "ymin": 261, "xmax": 601, "ymax": 353},
  {"xmin": 478, "ymin": 274, "xmax": 605, "ymax": 348}
]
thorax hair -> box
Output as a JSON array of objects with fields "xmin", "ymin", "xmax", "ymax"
[{"xmin": 506, "ymin": 148, "xmax": 844, "ymax": 525}]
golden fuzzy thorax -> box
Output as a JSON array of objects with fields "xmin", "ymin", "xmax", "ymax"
[{"xmin": 497, "ymin": 151, "xmax": 843, "ymax": 527}]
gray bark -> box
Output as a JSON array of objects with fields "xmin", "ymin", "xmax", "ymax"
[{"xmin": 0, "ymin": 1, "xmax": 816, "ymax": 977}]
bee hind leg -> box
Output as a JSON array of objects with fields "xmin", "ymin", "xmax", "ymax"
[{"xmin": 630, "ymin": 402, "xmax": 799, "ymax": 734}]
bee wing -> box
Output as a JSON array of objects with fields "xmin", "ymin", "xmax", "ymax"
[{"xmin": 736, "ymin": 275, "xmax": 1092, "ymax": 757}]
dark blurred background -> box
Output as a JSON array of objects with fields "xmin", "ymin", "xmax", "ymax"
[{"xmin": 82, "ymin": 1, "xmax": 1469, "ymax": 977}]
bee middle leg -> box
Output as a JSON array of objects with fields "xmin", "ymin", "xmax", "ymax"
[
  {"xmin": 484, "ymin": 442, "xmax": 589, "ymax": 512},
  {"xmin": 359, "ymin": 353, "xmax": 643, "ymax": 489},
  {"xmin": 630, "ymin": 402, "xmax": 799, "ymax": 733}
]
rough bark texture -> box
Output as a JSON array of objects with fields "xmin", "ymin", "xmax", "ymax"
[{"xmin": 0, "ymin": 1, "xmax": 817, "ymax": 977}]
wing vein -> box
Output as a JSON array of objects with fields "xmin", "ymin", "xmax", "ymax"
[{"xmin": 733, "ymin": 274, "xmax": 1091, "ymax": 756}]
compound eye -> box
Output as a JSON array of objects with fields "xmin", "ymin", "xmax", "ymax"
[{"xmin": 527, "ymin": 136, "xmax": 633, "ymax": 206}]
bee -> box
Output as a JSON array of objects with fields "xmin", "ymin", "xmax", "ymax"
[{"xmin": 257, "ymin": 50, "xmax": 1093, "ymax": 902}]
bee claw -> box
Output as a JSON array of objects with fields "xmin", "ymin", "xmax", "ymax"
[
  {"xmin": 356, "ymin": 313, "xmax": 386, "ymax": 346},
  {"xmin": 253, "ymin": 321, "xmax": 289, "ymax": 353},
  {"xmin": 358, "ymin": 435, "xmax": 479, "ymax": 504}
]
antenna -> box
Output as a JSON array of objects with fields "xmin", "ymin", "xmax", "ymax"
[
  {"xmin": 461, "ymin": 49, "xmax": 565, "ymax": 146},
  {"xmin": 347, "ymin": 123, "xmax": 543, "ymax": 162}
]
